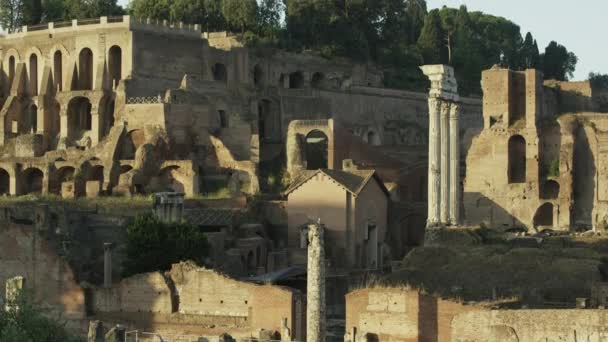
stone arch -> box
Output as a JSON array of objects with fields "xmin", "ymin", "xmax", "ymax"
[
  {"xmin": 541, "ymin": 180, "xmax": 560, "ymax": 200},
  {"xmin": 88, "ymin": 165, "xmax": 104, "ymax": 182},
  {"xmin": 53, "ymin": 50, "xmax": 63, "ymax": 91},
  {"xmin": 508, "ymin": 135, "xmax": 526, "ymax": 183},
  {"xmin": 120, "ymin": 165, "xmax": 133, "ymax": 174},
  {"xmin": 121, "ymin": 129, "xmax": 144, "ymax": 160},
  {"xmin": 78, "ymin": 48, "xmax": 93, "ymax": 90},
  {"xmin": 253, "ymin": 64, "xmax": 264, "ymax": 86},
  {"xmin": 533, "ymin": 202, "xmax": 554, "ymax": 228},
  {"xmin": 305, "ymin": 130, "xmax": 328, "ymax": 170},
  {"xmin": 0, "ymin": 168, "xmax": 9, "ymax": 195},
  {"xmin": 212, "ymin": 63, "xmax": 227, "ymax": 82},
  {"xmin": 21, "ymin": 167, "xmax": 43, "ymax": 194},
  {"xmin": 311, "ymin": 72, "xmax": 325, "ymax": 88},
  {"xmin": 108, "ymin": 45, "xmax": 122, "ymax": 88},
  {"xmin": 67, "ymin": 97, "xmax": 92, "ymax": 138},
  {"xmin": 289, "ymin": 71, "xmax": 304, "ymax": 89},
  {"xmin": 158, "ymin": 166, "xmax": 185, "ymax": 193},
  {"xmin": 29, "ymin": 53, "xmax": 38, "ymax": 95}
]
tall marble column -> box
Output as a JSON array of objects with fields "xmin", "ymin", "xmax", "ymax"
[
  {"xmin": 421, "ymin": 65, "xmax": 461, "ymax": 228},
  {"xmin": 426, "ymin": 97, "xmax": 441, "ymax": 226},
  {"xmin": 449, "ymin": 102, "xmax": 460, "ymax": 225},
  {"xmin": 440, "ymin": 101, "xmax": 450, "ymax": 224}
]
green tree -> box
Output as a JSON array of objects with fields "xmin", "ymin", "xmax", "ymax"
[
  {"xmin": 541, "ymin": 41, "xmax": 578, "ymax": 80},
  {"xmin": 405, "ymin": 0, "xmax": 427, "ymax": 43},
  {"xmin": 128, "ymin": 0, "xmax": 170, "ymax": 21},
  {"xmin": 0, "ymin": 291, "xmax": 84, "ymax": 342},
  {"xmin": 589, "ymin": 72, "xmax": 608, "ymax": 89},
  {"xmin": 122, "ymin": 214, "xmax": 209, "ymax": 277},
  {"xmin": 417, "ymin": 9, "xmax": 447, "ymax": 64},
  {"xmin": 21, "ymin": 0, "xmax": 42, "ymax": 25},
  {"xmin": 221, "ymin": 0, "xmax": 257, "ymax": 33},
  {"xmin": 520, "ymin": 32, "xmax": 540, "ymax": 69},
  {"xmin": 0, "ymin": 0, "xmax": 24, "ymax": 32},
  {"xmin": 170, "ymin": 0, "xmax": 203, "ymax": 24}
]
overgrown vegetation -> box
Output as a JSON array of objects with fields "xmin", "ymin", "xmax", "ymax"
[
  {"xmin": 385, "ymin": 228, "xmax": 606, "ymax": 307},
  {"xmin": 0, "ymin": 291, "xmax": 84, "ymax": 342},
  {"xmin": 1, "ymin": 0, "xmax": 581, "ymax": 94},
  {"xmin": 122, "ymin": 213, "xmax": 209, "ymax": 277}
]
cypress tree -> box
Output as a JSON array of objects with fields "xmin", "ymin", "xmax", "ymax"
[{"xmin": 417, "ymin": 9, "xmax": 448, "ymax": 64}]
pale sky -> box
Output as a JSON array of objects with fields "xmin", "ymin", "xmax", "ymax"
[
  {"xmin": 117, "ymin": 0, "xmax": 605, "ymax": 80},
  {"xmin": 427, "ymin": 0, "xmax": 606, "ymax": 81}
]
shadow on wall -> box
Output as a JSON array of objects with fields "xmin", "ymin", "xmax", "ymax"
[
  {"xmin": 463, "ymin": 192, "xmax": 526, "ymax": 230},
  {"xmin": 418, "ymin": 292, "xmax": 438, "ymax": 342},
  {"xmin": 573, "ymin": 124, "xmax": 596, "ymax": 229}
]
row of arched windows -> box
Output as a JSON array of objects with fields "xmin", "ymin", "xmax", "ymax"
[{"xmin": 5, "ymin": 45, "xmax": 122, "ymax": 94}]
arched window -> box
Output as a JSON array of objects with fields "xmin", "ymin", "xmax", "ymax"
[
  {"xmin": 67, "ymin": 97, "xmax": 92, "ymax": 137},
  {"xmin": 508, "ymin": 135, "xmax": 526, "ymax": 183},
  {"xmin": 51, "ymin": 166, "xmax": 75, "ymax": 194},
  {"xmin": 533, "ymin": 203, "xmax": 554, "ymax": 228},
  {"xmin": 78, "ymin": 48, "xmax": 93, "ymax": 90},
  {"xmin": 29, "ymin": 104, "xmax": 38, "ymax": 133},
  {"xmin": 53, "ymin": 51, "xmax": 63, "ymax": 91},
  {"xmin": 8, "ymin": 56, "xmax": 15, "ymax": 88},
  {"xmin": 541, "ymin": 180, "xmax": 560, "ymax": 200},
  {"xmin": 29, "ymin": 54, "xmax": 38, "ymax": 95},
  {"xmin": 311, "ymin": 72, "xmax": 325, "ymax": 88},
  {"xmin": 305, "ymin": 130, "xmax": 328, "ymax": 170},
  {"xmin": 108, "ymin": 45, "xmax": 122, "ymax": 88},
  {"xmin": 289, "ymin": 71, "xmax": 304, "ymax": 89},
  {"xmin": 253, "ymin": 64, "xmax": 264, "ymax": 86},
  {"xmin": 212, "ymin": 63, "xmax": 227, "ymax": 82}
]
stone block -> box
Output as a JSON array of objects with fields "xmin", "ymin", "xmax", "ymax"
[
  {"xmin": 86, "ymin": 181, "xmax": 101, "ymax": 198},
  {"xmin": 87, "ymin": 320, "xmax": 104, "ymax": 342},
  {"xmin": 61, "ymin": 181, "xmax": 76, "ymax": 199},
  {"xmin": 14, "ymin": 134, "xmax": 44, "ymax": 157}
]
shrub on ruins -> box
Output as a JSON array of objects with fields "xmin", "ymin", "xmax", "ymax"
[
  {"xmin": 0, "ymin": 291, "xmax": 84, "ymax": 342},
  {"xmin": 122, "ymin": 213, "xmax": 210, "ymax": 277}
]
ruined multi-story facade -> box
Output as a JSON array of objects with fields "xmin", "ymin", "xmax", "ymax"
[
  {"xmin": 0, "ymin": 15, "xmax": 483, "ymax": 201},
  {"xmin": 464, "ymin": 66, "xmax": 608, "ymax": 231}
]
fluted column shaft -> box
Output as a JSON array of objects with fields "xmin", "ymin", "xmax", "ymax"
[
  {"xmin": 449, "ymin": 102, "xmax": 460, "ymax": 225},
  {"xmin": 427, "ymin": 98, "xmax": 441, "ymax": 226},
  {"xmin": 440, "ymin": 101, "xmax": 450, "ymax": 224}
]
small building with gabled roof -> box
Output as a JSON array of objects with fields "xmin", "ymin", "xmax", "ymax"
[{"xmin": 284, "ymin": 167, "xmax": 389, "ymax": 269}]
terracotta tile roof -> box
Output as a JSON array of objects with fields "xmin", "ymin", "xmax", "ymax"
[{"xmin": 284, "ymin": 169, "xmax": 388, "ymax": 197}]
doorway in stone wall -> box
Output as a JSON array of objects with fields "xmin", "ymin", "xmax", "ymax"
[{"xmin": 305, "ymin": 130, "xmax": 328, "ymax": 170}]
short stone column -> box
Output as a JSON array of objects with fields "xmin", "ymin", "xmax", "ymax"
[
  {"xmin": 103, "ymin": 242, "xmax": 114, "ymax": 288},
  {"xmin": 449, "ymin": 102, "xmax": 461, "ymax": 225},
  {"xmin": 306, "ymin": 221, "xmax": 325, "ymax": 342}
]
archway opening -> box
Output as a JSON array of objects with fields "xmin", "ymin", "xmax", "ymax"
[
  {"xmin": 305, "ymin": 130, "xmax": 328, "ymax": 170},
  {"xmin": 22, "ymin": 168, "xmax": 43, "ymax": 194},
  {"xmin": 53, "ymin": 50, "xmax": 62, "ymax": 91},
  {"xmin": 366, "ymin": 130, "xmax": 381, "ymax": 146},
  {"xmin": 67, "ymin": 97, "xmax": 92, "ymax": 137},
  {"xmin": 541, "ymin": 180, "xmax": 560, "ymax": 200},
  {"xmin": 508, "ymin": 135, "xmax": 526, "ymax": 183},
  {"xmin": 533, "ymin": 203, "xmax": 554, "ymax": 228},
  {"xmin": 108, "ymin": 45, "xmax": 122, "ymax": 88},
  {"xmin": 88, "ymin": 165, "xmax": 104, "ymax": 183},
  {"xmin": 8, "ymin": 56, "xmax": 15, "ymax": 87},
  {"xmin": 253, "ymin": 64, "xmax": 264, "ymax": 86},
  {"xmin": 29, "ymin": 54, "xmax": 38, "ymax": 95},
  {"xmin": 212, "ymin": 63, "xmax": 227, "ymax": 82},
  {"xmin": 0, "ymin": 168, "xmax": 9, "ymax": 195},
  {"xmin": 289, "ymin": 71, "xmax": 304, "ymax": 89},
  {"xmin": 311, "ymin": 72, "xmax": 325, "ymax": 88},
  {"xmin": 78, "ymin": 48, "xmax": 93, "ymax": 90}
]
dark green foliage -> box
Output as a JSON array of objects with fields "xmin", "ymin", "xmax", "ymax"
[
  {"xmin": 417, "ymin": 9, "xmax": 448, "ymax": 64},
  {"xmin": 589, "ymin": 72, "xmax": 608, "ymax": 89},
  {"xmin": 122, "ymin": 213, "xmax": 209, "ymax": 277},
  {"xmin": 541, "ymin": 41, "xmax": 578, "ymax": 81},
  {"xmin": 221, "ymin": 0, "xmax": 257, "ymax": 33},
  {"xmin": 0, "ymin": 291, "xmax": 84, "ymax": 342}
]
